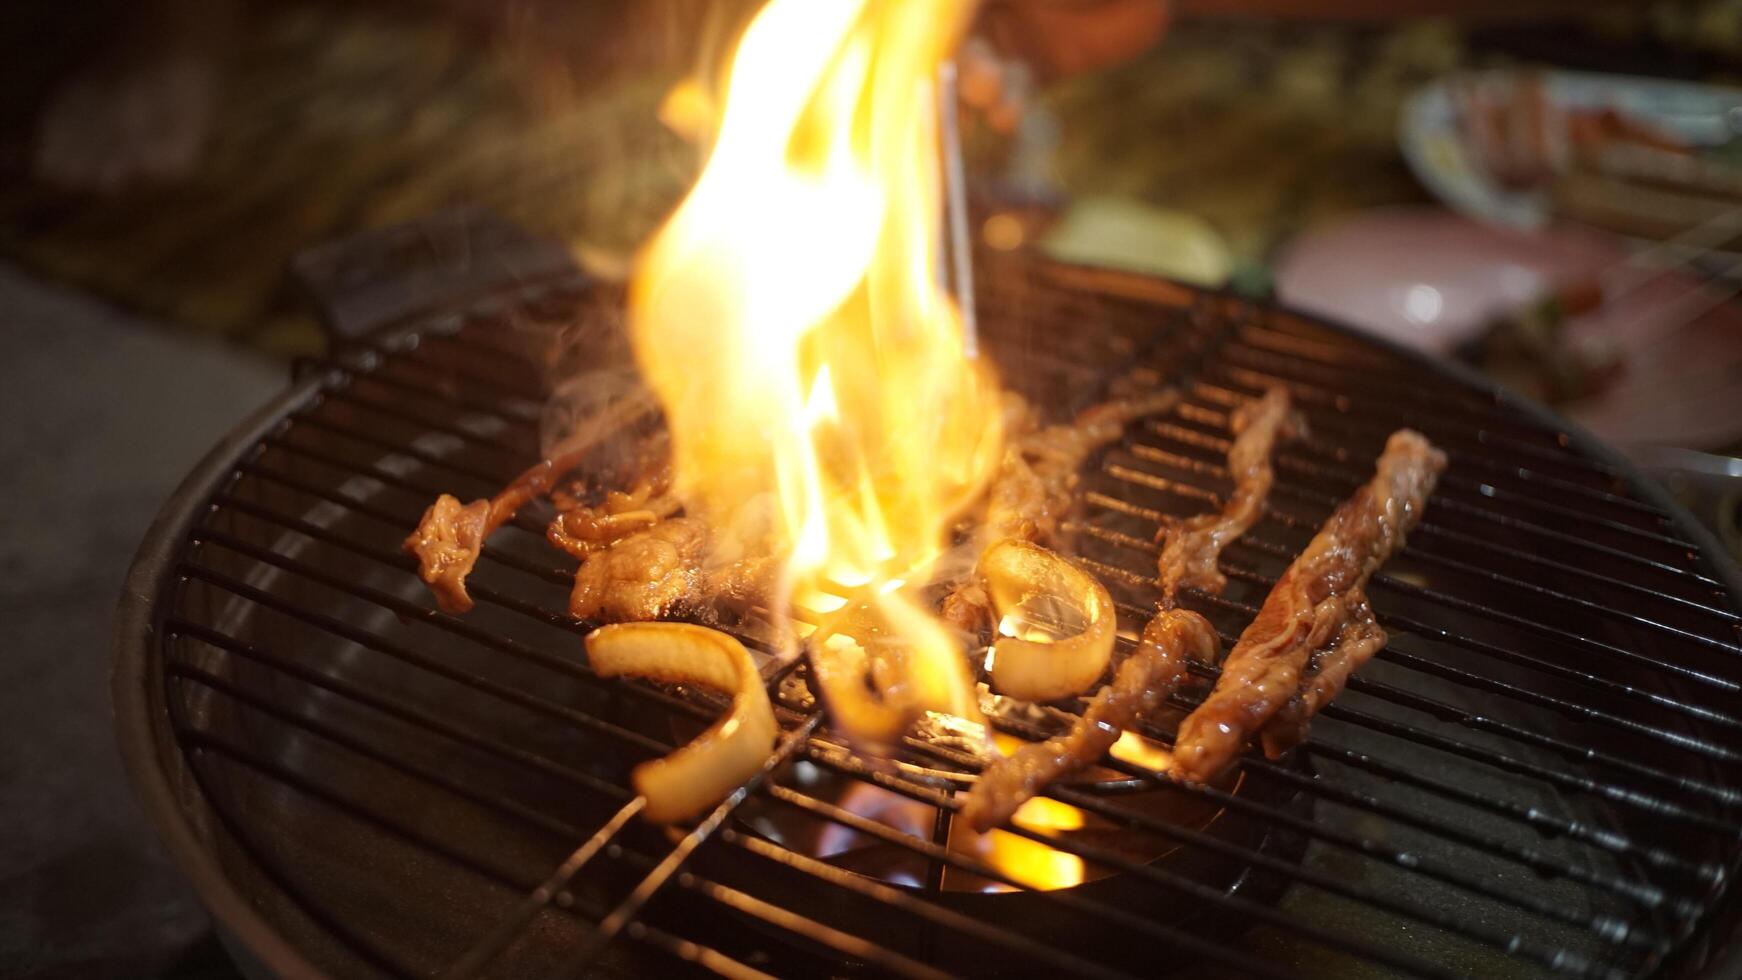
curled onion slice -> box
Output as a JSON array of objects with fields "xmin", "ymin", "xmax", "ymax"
[
  {"xmin": 585, "ymin": 622, "xmax": 777, "ymax": 823},
  {"xmin": 978, "ymin": 539, "xmax": 1116, "ymax": 702},
  {"xmin": 807, "ymin": 631, "xmax": 910, "ymax": 749}
]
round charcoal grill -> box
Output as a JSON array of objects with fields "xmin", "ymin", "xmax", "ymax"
[{"xmin": 115, "ymin": 214, "xmax": 1742, "ymax": 979}]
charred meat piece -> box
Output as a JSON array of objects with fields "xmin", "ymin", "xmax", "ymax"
[
  {"xmin": 950, "ymin": 387, "xmax": 1181, "ymax": 636},
  {"xmin": 569, "ymin": 517, "xmax": 710, "ymax": 622},
  {"xmin": 568, "ymin": 517, "xmax": 779, "ymax": 624},
  {"xmin": 1157, "ymin": 388, "xmax": 1302, "ymax": 604},
  {"xmin": 962, "ymin": 609, "xmax": 1218, "ymax": 831},
  {"xmin": 404, "ymin": 448, "xmax": 592, "ymax": 613},
  {"xmin": 940, "ymin": 581, "xmax": 993, "ymax": 636},
  {"xmin": 983, "ymin": 388, "xmax": 1181, "ymax": 545},
  {"xmin": 1259, "ymin": 592, "xmax": 1385, "ymax": 757},
  {"xmin": 1171, "ymin": 430, "xmax": 1446, "ymax": 782},
  {"xmin": 961, "ymin": 384, "xmax": 1289, "ymax": 829},
  {"xmin": 547, "ymin": 464, "xmax": 680, "ymax": 560},
  {"xmin": 404, "ymin": 396, "xmax": 660, "ymax": 614}
]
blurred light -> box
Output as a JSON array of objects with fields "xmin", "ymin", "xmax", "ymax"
[
  {"xmin": 982, "ymin": 213, "xmax": 1026, "ymax": 251},
  {"xmin": 1402, "ymin": 284, "xmax": 1443, "ymax": 325}
]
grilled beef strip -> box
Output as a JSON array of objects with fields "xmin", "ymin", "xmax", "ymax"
[
  {"xmin": 1157, "ymin": 388, "xmax": 1302, "ymax": 604},
  {"xmin": 961, "ymin": 609, "xmax": 1218, "ymax": 831},
  {"xmin": 963, "ymin": 390, "xmax": 1296, "ymax": 827},
  {"xmin": 1258, "ymin": 592, "xmax": 1385, "ymax": 756},
  {"xmin": 1170, "ymin": 430, "xmax": 1446, "ymax": 783},
  {"xmin": 403, "ymin": 447, "xmax": 596, "ymax": 614},
  {"xmin": 947, "ymin": 388, "xmax": 1182, "ymax": 636}
]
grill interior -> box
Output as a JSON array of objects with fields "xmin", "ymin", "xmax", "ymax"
[{"xmin": 123, "ymin": 240, "xmax": 1742, "ymax": 979}]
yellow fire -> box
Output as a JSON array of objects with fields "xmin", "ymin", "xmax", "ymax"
[{"xmin": 630, "ymin": 0, "xmax": 1001, "ymax": 733}]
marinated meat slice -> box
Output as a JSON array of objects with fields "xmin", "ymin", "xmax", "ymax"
[
  {"xmin": 984, "ymin": 449, "xmax": 1056, "ymax": 544},
  {"xmin": 547, "ymin": 464, "xmax": 680, "ymax": 560},
  {"xmin": 1157, "ymin": 388, "xmax": 1302, "ymax": 604},
  {"xmin": 1259, "ymin": 591, "xmax": 1385, "ymax": 757},
  {"xmin": 983, "ymin": 387, "xmax": 1182, "ymax": 546},
  {"xmin": 405, "ymin": 396, "xmax": 660, "ymax": 614},
  {"xmin": 1170, "ymin": 430, "xmax": 1446, "ymax": 783},
  {"xmin": 567, "ymin": 516, "xmax": 778, "ymax": 624},
  {"xmin": 952, "ymin": 387, "xmax": 1181, "ymax": 636},
  {"xmin": 962, "ymin": 609, "xmax": 1218, "ymax": 831},
  {"xmin": 570, "ymin": 517, "xmax": 710, "ymax": 622},
  {"xmin": 404, "ymin": 448, "xmax": 592, "ymax": 614},
  {"xmin": 402, "ymin": 494, "xmax": 491, "ymax": 614},
  {"xmin": 703, "ymin": 553, "xmax": 781, "ymax": 607},
  {"xmin": 940, "ymin": 581, "xmax": 993, "ymax": 636}
]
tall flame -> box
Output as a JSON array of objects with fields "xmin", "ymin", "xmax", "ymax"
[{"xmin": 630, "ymin": 0, "xmax": 999, "ymax": 733}]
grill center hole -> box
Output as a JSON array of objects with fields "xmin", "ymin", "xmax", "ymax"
[{"xmin": 997, "ymin": 592, "xmax": 1089, "ymax": 645}]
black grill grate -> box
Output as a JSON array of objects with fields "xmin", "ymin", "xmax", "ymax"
[{"xmin": 117, "ymin": 240, "xmax": 1742, "ymax": 980}]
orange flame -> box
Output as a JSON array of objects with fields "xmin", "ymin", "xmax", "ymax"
[{"xmin": 630, "ymin": 0, "xmax": 1000, "ymax": 732}]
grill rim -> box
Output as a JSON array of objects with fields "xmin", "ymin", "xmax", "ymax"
[
  {"xmin": 112, "ymin": 358, "xmax": 340, "ymax": 980},
  {"xmin": 112, "ymin": 258, "xmax": 1742, "ymax": 980}
]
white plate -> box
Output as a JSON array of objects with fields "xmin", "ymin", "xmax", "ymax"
[{"xmin": 1400, "ymin": 69, "xmax": 1742, "ymax": 229}]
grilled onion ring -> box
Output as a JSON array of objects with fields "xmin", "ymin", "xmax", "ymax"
[
  {"xmin": 806, "ymin": 631, "xmax": 910, "ymax": 749},
  {"xmin": 586, "ymin": 622, "xmax": 778, "ymax": 823},
  {"xmin": 978, "ymin": 539, "xmax": 1116, "ymax": 702}
]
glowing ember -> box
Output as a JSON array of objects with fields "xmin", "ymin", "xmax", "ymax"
[{"xmin": 631, "ymin": 0, "xmax": 1001, "ymax": 738}]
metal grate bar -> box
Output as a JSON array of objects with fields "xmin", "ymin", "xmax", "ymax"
[
  {"xmin": 194, "ymin": 470, "xmax": 1664, "ymax": 971},
  {"xmin": 236, "ymin": 460, "xmax": 574, "ymax": 586},
  {"xmin": 1193, "ymin": 563, "xmax": 1742, "ymax": 803},
  {"xmin": 1127, "ymin": 429, "xmax": 1718, "ymax": 592},
  {"xmin": 1078, "ymin": 508, "xmax": 1742, "ymax": 750},
  {"xmin": 1073, "ymin": 508, "xmax": 1742, "ymax": 736},
  {"xmin": 929, "ymin": 708, "xmax": 1668, "ymax": 948},
  {"xmin": 1033, "ymin": 653, "xmax": 1700, "ymax": 912},
  {"xmin": 760, "ymin": 779, "xmax": 1363, "ymax": 980},
  {"xmin": 165, "ymin": 625, "xmax": 974, "ymax": 980},
  {"xmin": 165, "ymin": 619, "xmax": 629, "ymax": 801},
  {"xmin": 1214, "ymin": 339, "xmax": 1655, "ymax": 495},
  {"xmin": 198, "ymin": 497, "xmax": 744, "ymax": 729},
  {"xmin": 340, "ymin": 360, "xmax": 546, "ymax": 438},
  {"xmin": 1195, "ymin": 366, "xmax": 1635, "ymax": 485},
  {"xmin": 1101, "ymin": 463, "xmax": 1742, "ymax": 696},
  {"xmin": 170, "ymin": 698, "xmax": 753, "ymax": 980},
  {"xmin": 231, "ymin": 466, "xmax": 1658, "ymax": 939},
  {"xmin": 1154, "ymin": 405, "xmax": 1693, "ymax": 557},
  {"xmin": 663, "ymin": 871, "xmax": 953, "ymax": 980},
  {"xmin": 219, "ymin": 461, "xmax": 1721, "ymax": 863},
  {"xmin": 258, "ymin": 433, "xmax": 551, "ymax": 540},
  {"xmin": 1077, "ymin": 557, "xmax": 1742, "ymax": 839},
  {"xmin": 1193, "ymin": 369, "xmax": 1669, "ymax": 523},
  {"xmin": 559, "ymin": 715, "xmax": 825, "ymax": 978},
  {"xmin": 1138, "ymin": 730, "xmax": 1702, "ymax": 910},
  {"xmin": 1219, "ymin": 335, "xmax": 1560, "ymax": 432},
  {"xmin": 1090, "ymin": 607, "xmax": 1728, "ymax": 884},
  {"xmin": 1302, "ymin": 737, "xmax": 1723, "ymax": 885},
  {"xmin": 176, "ymin": 558, "xmax": 673, "ymax": 754},
  {"xmin": 421, "ymin": 329, "xmax": 553, "ymax": 371},
  {"xmin": 379, "ymin": 350, "xmax": 548, "ymax": 426},
  {"xmin": 1322, "ymin": 697, "xmax": 1742, "ymax": 839},
  {"xmin": 613, "ymin": 921, "xmax": 774, "ymax": 980},
  {"xmin": 287, "ymin": 411, "xmax": 511, "ymax": 495},
  {"xmin": 170, "ymin": 662, "xmax": 592, "ymax": 840},
  {"xmin": 1171, "ymin": 404, "xmax": 1733, "ymax": 626},
  {"xmin": 132, "ymin": 262, "xmax": 1742, "ymax": 980},
  {"xmin": 166, "ymin": 620, "xmax": 976, "ymax": 980},
  {"xmin": 1081, "ymin": 483, "xmax": 1734, "ymax": 646},
  {"xmin": 722, "ymin": 830, "xmax": 1137, "ymax": 980},
  {"xmin": 823, "ymin": 740, "xmax": 1622, "ymax": 977},
  {"xmin": 318, "ymin": 389, "xmax": 543, "ymax": 463},
  {"xmin": 211, "ymin": 464, "xmax": 1721, "ymax": 930}
]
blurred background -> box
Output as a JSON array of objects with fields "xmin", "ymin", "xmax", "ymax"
[{"xmin": 3, "ymin": 0, "xmax": 1742, "ymax": 977}]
